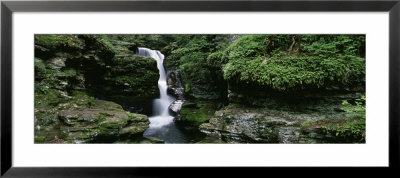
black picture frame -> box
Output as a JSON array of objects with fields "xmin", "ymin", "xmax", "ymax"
[{"xmin": 1, "ymin": 0, "xmax": 399, "ymax": 177}]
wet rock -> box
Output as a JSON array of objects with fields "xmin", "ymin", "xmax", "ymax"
[
  {"xmin": 167, "ymin": 71, "xmax": 185, "ymax": 100},
  {"xmin": 199, "ymin": 104, "xmax": 351, "ymax": 143},
  {"xmin": 37, "ymin": 99, "xmax": 150, "ymax": 143},
  {"xmin": 278, "ymin": 127, "xmax": 301, "ymax": 143},
  {"xmin": 169, "ymin": 100, "xmax": 185, "ymax": 114},
  {"xmin": 299, "ymin": 119, "xmax": 365, "ymax": 143},
  {"xmin": 178, "ymin": 100, "xmax": 220, "ymax": 128}
]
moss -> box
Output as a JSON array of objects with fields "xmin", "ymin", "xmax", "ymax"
[
  {"xmin": 70, "ymin": 91, "xmax": 96, "ymax": 107},
  {"xmin": 221, "ymin": 35, "xmax": 365, "ymax": 91},
  {"xmin": 34, "ymin": 58, "xmax": 46, "ymax": 79},
  {"xmin": 101, "ymin": 121, "xmax": 125, "ymax": 129},
  {"xmin": 35, "ymin": 111, "xmax": 58, "ymax": 126},
  {"xmin": 126, "ymin": 112, "xmax": 136, "ymax": 119},
  {"xmin": 300, "ymin": 117, "xmax": 365, "ymax": 143},
  {"xmin": 97, "ymin": 113, "xmax": 109, "ymax": 122},
  {"xmin": 184, "ymin": 83, "xmax": 190, "ymax": 93},
  {"xmin": 180, "ymin": 110, "xmax": 211, "ymax": 126},
  {"xmin": 302, "ymin": 120, "xmax": 316, "ymax": 128},
  {"xmin": 95, "ymin": 100, "xmax": 124, "ymax": 111},
  {"xmin": 99, "ymin": 36, "xmax": 118, "ymax": 54},
  {"xmin": 321, "ymin": 118, "xmax": 365, "ymax": 142},
  {"xmin": 34, "ymin": 136, "xmax": 47, "ymax": 143},
  {"xmin": 35, "ymin": 88, "xmax": 65, "ymax": 107},
  {"xmin": 60, "ymin": 68, "xmax": 77, "ymax": 77},
  {"xmin": 35, "ymin": 34, "xmax": 83, "ymax": 51},
  {"xmin": 180, "ymin": 100, "xmax": 219, "ymax": 127},
  {"xmin": 104, "ymin": 55, "xmax": 159, "ymax": 99}
]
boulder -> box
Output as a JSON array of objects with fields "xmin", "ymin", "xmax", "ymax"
[
  {"xmin": 57, "ymin": 100, "xmax": 150, "ymax": 143},
  {"xmin": 178, "ymin": 100, "xmax": 220, "ymax": 128},
  {"xmin": 35, "ymin": 94, "xmax": 150, "ymax": 144}
]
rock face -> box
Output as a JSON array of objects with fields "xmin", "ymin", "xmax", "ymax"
[
  {"xmin": 166, "ymin": 71, "xmax": 186, "ymax": 117},
  {"xmin": 34, "ymin": 35, "xmax": 157, "ymax": 143},
  {"xmin": 169, "ymin": 100, "xmax": 185, "ymax": 114},
  {"xmin": 34, "ymin": 35, "xmax": 159, "ymax": 113},
  {"xmin": 226, "ymin": 82, "xmax": 364, "ymax": 111},
  {"xmin": 101, "ymin": 55, "xmax": 159, "ymax": 115},
  {"xmin": 178, "ymin": 100, "xmax": 220, "ymax": 129},
  {"xmin": 199, "ymin": 104, "xmax": 361, "ymax": 143},
  {"xmin": 35, "ymin": 92, "xmax": 150, "ymax": 143},
  {"xmin": 58, "ymin": 100, "xmax": 150, "ymax": 143},
  {"xmin": 167, "ymin": 71, "xmax": 184, "ymax": 100}
]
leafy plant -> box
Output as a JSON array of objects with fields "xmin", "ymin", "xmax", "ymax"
[
  {"xmin": 184, "ymin": 83, "xmax": 191, "ymax": 93},
  {"xmin": 220, "ymin": 34, "xmax": 365, "ymax": 91},
  {"xmin": 87, "ymin": 96, "xmax": 95, "ymax": 107},
  {"xmin": 322, "ymin": 95, "xmax": 366, "ymax": 141}
]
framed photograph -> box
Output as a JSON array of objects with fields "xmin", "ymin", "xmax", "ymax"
[{"xmin": 1, "ymin": 0, "xmax": 399, "ymax": 176}]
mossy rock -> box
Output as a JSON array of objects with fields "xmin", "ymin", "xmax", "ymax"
[
  {"xmin": 34, "ymin": 91, "xmax": 151, "ymax": 143},
  {"xmin": 300, "ymin": 117, "xmax": 365, "ymax": 143},
  {"xmin": 103, "ymin": 55, "xmax": 159, "ymax": 99},
  {"xmin": 35, "ymin": 35, "xmax": 84, "ymax": 52},
  {"xmin": 198, "ymin": 103, "xmax": 360, "ymax": 143},
  {"xmin": 179, "ymin": 100, "xmax": 220, "ymax": 128},
  {"xmin": 57, "ymin": 100, "xmax": 150, "ymax": 143}
]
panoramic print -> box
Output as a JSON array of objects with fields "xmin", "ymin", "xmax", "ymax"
[{"xmin": 34, "ymin": 34, "xmax": 366, "ymax": 144}]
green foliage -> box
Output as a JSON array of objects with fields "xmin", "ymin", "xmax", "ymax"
[
  {"xmin": 180, "ymin": 100, "xmax": 219, "ymax": 127},
  {"xmin": 98, "ymin": 35, "xmax": 118, "ymax": 54},
  {"xmin": 184, "ymin": 83, "xmax": 190, "ymax": 93},
  {"xmin": 34, "ymin": 88, "xmax": 65, "ymax": 107},
  {"xmin": 302, "ymin": 120, "xmax": 316, "ymax": 128},
  {"xmin": 34, "ymin": 58, "xmax": 46, "ymax": 78},
  {"xmin": 87, "ymin": 97, "xmax": 95, "ymax": 107},
  {"xmin": 104, "ymin": 55, "xmax": 159, "ymax": 98},
  {"xmin": 61, "ymin": 69, "xmax": 77, "ymax": 77},
  {"xmin": 126, "ymin": 112, "xmax": 137, "ymax": 119},
  {"xmin": 164, "ymin": 35, "xmax": 232, "ymax": 99},
  {"xmin": 35, "ymin": 34, "xmax": 82, "ymax": 50},
  {"xmin": 34, "ymin": 136, "xmax": 47, "ymax": 143},
  {"xmin": 341, "ymin": 95, "xmax": 366, "ymax": 119},
  {"xmin": 321, "ymin": 95, "xmax": 366, "ymax": 141},
  {"xmin": 221, "ymin": 34, "xmax": 365, "ymax": 91},
  {"xmin": 71, "ymin": 91, "xmax": 96, "ymax": 107}
]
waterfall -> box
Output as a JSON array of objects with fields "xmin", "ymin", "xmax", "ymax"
[
  {"xmin": 137, "ymin": 48, "xmax": 176, "ymax": 127},
  {"xmin": 135, "ymin": 48, "xmax": 204, "ymax": 143}
]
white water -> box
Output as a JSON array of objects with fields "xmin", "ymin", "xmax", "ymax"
[
  {"xmin": 137, "ymin": 48, "xmax": 176, "ymax": 127},
  {"xmin": 137, "ymin": 48, "xmax": 188, "ymax": 143},
  {"xmin": 137, "ymin": 48, "xmax": 205, "ymax": 143}
]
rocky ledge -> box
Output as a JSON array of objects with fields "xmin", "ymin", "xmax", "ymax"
[
  {"xmin": 199, "ymin": 104, "xmax": 363, "ymax": 143},
  {"xmin": 35, "ymin": 92, "xmax": 150, "ymax": 143}
]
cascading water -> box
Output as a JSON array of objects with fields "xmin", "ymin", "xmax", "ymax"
[
  {"xmin": 137, "ymin": 48, "xmax": 175, "ymax": 126},
  {"xmin": 137, "ymin": 47, "xmax": 187, "ymax": 143}
]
